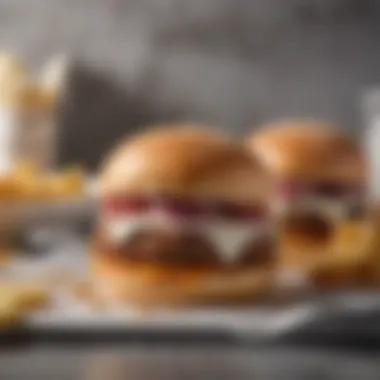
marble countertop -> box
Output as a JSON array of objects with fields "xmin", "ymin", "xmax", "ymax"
[
  {"xmin": 2, "ymin": 344, "xmax": 380, "ymax": 380},
  {"xmin": 3, "ymin": 230, "xmax": 380, "ymax": 379}
]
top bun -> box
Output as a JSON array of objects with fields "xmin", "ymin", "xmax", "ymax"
[
  {"xmin": 247, "ymin": 119, "xmax": 366, "ymax": 183},
  {"xmin": 101, "ymin": 125, "xmax": 267, "ymax": 205}
]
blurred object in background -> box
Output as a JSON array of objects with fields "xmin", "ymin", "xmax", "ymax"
[
  {"xmin": 0, "ymin": 51, "xmax": 68, "ymax": 175},
  {"xmin": 39, "ymin": 54, "xmax": 69, "ymax": 102},
  {"xmin": 363, "ymin": 88, "xmax": 380, "ymax": 204},
  {"xmin": 362, "ymin": 88, "xmax": 380, "ymax": 284},
  {"xmin": 0, "ymin": 52, "xmax": 93, "ymax": 239},
  {"xmin": 0, "ymin": 1, "xmax": 377, "ymax": 169},
  {"xmin": 0, "ymin": 52, "xmax": 28, "ymax": 175},
  {"xmin": 28, "ymin": 54, "xmax": 69, "ymax": 171},
  {"xmin": 0, "ymin": 52, "xmax": 97, "ymax": 239}
]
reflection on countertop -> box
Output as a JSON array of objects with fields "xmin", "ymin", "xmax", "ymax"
[{"xmin": 1, "ymin": 345, "xmax": 380, "ymax": 380}]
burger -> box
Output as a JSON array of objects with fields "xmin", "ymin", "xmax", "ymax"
[
  {"xmin": 93, "ymin": 126, "xmax": 276, "ymax": 306},
  {"xmin": 246, "ymin": 119, "xmax": 374, "ymax": 288}
]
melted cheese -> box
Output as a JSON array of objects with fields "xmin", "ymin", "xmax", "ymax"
[
  {"xmin": 105, "ymin": 212, "xmax": 176, "ymax": 243},
  {"xmin": 202, "ymin": 221, "xmax": 267, "ymax": 262},
  {"xmin": 275, "ymin": 195, "xmax": 362, "ymax": 222},
  {"xmin": 105, "ymin": 212, "xmax": 267, "ymax": 262}
]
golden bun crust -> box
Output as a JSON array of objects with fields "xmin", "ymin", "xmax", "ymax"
[
  {"xmin": 247, "ymin": 119, "xmax": 366, "ymax": 182},
  {"xmin": 92, "ymin": 250, "xmax": 274, "ymax": 306},
  {"xmin": 101, "ymin": 125, "xmax": 267, "ymax": 205}
]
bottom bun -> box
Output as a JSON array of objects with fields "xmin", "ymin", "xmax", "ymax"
[
  {"xmin": 311, "ymin": 261, "xmax": 375, "ymax": 289},
  {"xmin": 92, "ymin": 251, "xmax": 275, "ymax": 307},
  {"xmin": 278, "ymin": 219, "xmax": 377, "ymax": 290}
]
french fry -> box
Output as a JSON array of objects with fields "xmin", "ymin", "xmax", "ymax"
[
  {"xmin": 311, "ymin": 221, "xmax": 376, "ymax": 288},
  {"xmin": 0, "ymin": 284, "xmax": 50, "ymax": 313},
  {"xmin": 0, "ymin": 175, "xmax": 18, "ymax": 201},
  {"xmin": 62, "ymin": 166, "xmax": 85, "ymax": 197},
  {"xmin": 46, "ymin": 166, "xmax": 85, "ymax": 199},
  {"xmin": 0, "ymin": 283, "xmax": 49, "ymax": 331},
  {"xmin": 330, "ymin": 221, "xmax": 374, "ymax": 261},
  {"xmin": 42, "ymin": 174, "xmax": 69, "ymax": 199},
  {"xmin": 0, "ymin": 304, "xmax": 23, "ymax": 330},
  {"xmin": 12, "ymin": 161, "xmax": 43, "ymax": 201}
]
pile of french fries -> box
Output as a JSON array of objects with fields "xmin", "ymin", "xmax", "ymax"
[
  {"xmin": 0, "ymin": 53, "xmax": 86, "ymax": 202},
  {"xmin": 0, "ymin": 283, "xmax": 50, "ymax": 330},
  {"xmin": 0, "ymin": 161, "xmax": 85, "ymax": 202}
]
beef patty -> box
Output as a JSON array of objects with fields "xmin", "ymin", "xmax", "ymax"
[
  {"xmin": 96, "ymin": 228, "xmax": 275, "ymax": 270},
  {"xmin": 281, "ymin": 212, "xmax": 333, "ymax": 246}
]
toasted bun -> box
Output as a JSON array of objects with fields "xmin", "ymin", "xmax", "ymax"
[
  {"xmin": 101, "ymin": 125, "xmax": 267, "ymax": 205},
  {"xmin": 247, "ymin": 119, "xmax": 366, "ymax": 182},
  {"xmin": 92, "ymin": 250, "xmax": 274, "ymax": 306}
]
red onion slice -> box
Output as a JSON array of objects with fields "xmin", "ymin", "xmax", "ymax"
[{"xmin": 105, "ymin": 197, "xmax": 266, "ymax": 222}]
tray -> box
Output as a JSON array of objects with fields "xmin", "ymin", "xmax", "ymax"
[{"xmin": 3, "ymin": 234, "xmax": 380, "ymax": 347}]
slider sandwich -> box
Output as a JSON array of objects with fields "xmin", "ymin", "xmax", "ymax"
[
  {"xmin": 247, "ymin": 120, "xmax": 374, "ymax": 288},
  {"xmin": 93, "ymin": 126, "xmax": 276, "ymax": 306}
]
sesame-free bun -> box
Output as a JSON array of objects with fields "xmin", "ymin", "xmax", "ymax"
[
  {"xmin": 247, "ymin": 119, "xmax": 366, "ymax": 183},
  {"xmin": 247, "ymin": 120, "xmax": 372, "ymax": 291},
  {"xmin": 94, "ymin": 125, "xmax": 275, "ymax": 306},
  {"xmin": 93, "ymin": 250, "xmax": 274, "ymax": 306},
  {"xmin": 101, "ymin": 125, "xmax": 267, "ymax": 205}
]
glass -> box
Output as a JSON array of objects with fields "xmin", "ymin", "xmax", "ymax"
[{"xmin": 0, "ymin": 53, "xmax": 68, "ymax": 175}]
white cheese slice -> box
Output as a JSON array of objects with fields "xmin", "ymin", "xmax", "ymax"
[
  {"xmin": 201, "ymin": 221, "xmax": 267, "ymax": 262},
  {"xmin": 107, "ymin": 217, "xmax": 141, "ymax": 244},
  {"xmin": 105, "ymin": 211, "xmax": 185, "ymax": 245},
  {"xmin": 105, "ymin": 213, "xmax": 268, "ymax": 263},
  {"xmin": 106, "ymin": 214, "xmax": 159, "ymax": 245},
  {"xmin": 276, "ymin": 195, "xmax": 352, "ymax": 222}
]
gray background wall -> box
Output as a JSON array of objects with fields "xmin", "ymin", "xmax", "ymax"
[{"xmin": 0, "ymin": 0, "xmax": 379, "ymax": 169}]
